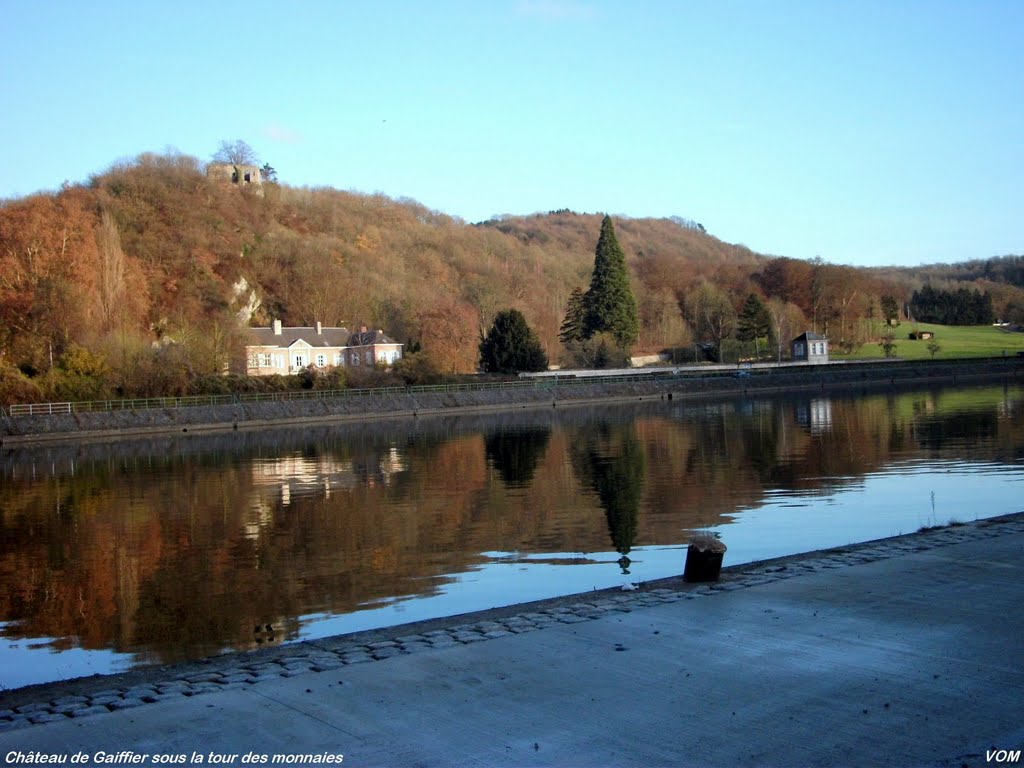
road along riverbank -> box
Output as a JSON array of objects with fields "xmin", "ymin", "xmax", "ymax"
[
  {"xmin": 3, "ymin": 357, "xmax": 1022, "ymax": 446},
  {"xmin": 1, "ymin": 512, "xmax": 1022, "ymax": 766}
]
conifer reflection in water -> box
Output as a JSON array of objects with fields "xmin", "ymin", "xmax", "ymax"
[
  {"xmin": 484, "ymin": 427, "xmax": 551, "ymax": 488},
  {"xmin": 569, "ymin": 422, "xmax": 645, "ymax": 574}
]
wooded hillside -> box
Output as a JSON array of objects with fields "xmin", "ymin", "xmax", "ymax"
[{"xmin": 1, "ymin": 150, "xmax": 1021, "ymax": 404}]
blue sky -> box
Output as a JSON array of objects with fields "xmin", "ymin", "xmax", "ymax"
[{"xmin": 2, "ymin": 0, "xmax": 1021, "ymax": 267}]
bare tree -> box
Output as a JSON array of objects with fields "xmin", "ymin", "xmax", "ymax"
[
  {"xmin": 98, "ymin": 209, "xmax": 126, "ymax": 332},
  {"xmin": 682, "ymin": 281, "xmax": 736, "ymax": 361},
  {"xmin": 212, "ymin": 140, "xmax": 259, "ymax": 165},
  {"xmin": 768, "ymin": 299, "xmax": 805, "ymax": 363}
]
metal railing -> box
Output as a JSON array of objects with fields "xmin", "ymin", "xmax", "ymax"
[
  {"xmin": 8, "ymin": 357, "xmax": 1016, "ymax": 418},
  {"xmin": 4, "ymin": 372, "xmax": 672, "ymax": 418}
]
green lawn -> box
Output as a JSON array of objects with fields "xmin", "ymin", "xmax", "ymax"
[{"xmin": 834, "ymin": 323, "xmax": 1024, "ymax": 361}]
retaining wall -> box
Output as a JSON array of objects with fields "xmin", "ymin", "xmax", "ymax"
[{"xmin": 2, "ymin": 358, "xmax": 1021, "ymax": 446}]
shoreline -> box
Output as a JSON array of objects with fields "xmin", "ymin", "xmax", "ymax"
[
  {"xmin": 4, "ymin": 513, "xmax": 1022, "ymax": 766},
  {"xmin": 3, "ymin": 357, "xmax": 1022, "ymax": 447},
  {"xmin": 3, "ymin": 511, "xmax": 1021, "ymax": 719}
]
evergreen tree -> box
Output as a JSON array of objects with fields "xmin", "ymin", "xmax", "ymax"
[
  {"xmin": 559, "ymin": 287, "xmax": 587, "ymax": 345},
  {"xmin": 583, "ymin": 215, "xmax": 639, "ymax": 349},
  {"xmin": 880, "ymin": 295, "xmax": 900, "ymax": 326},
  {"xmin": 736, "ymin": 293, "xmax": 772, "ymax": 359},
  {"xmin": 910, "ymin": 285, "xmax": 994, "ymax": 325},
  {"xmin": 479, "ymin": 309, "xmax": 549, "ymax": 374}
]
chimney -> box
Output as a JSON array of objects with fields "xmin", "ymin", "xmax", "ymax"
[
  {"xmin": 316, "ymin": 321, "xmax": 322, "ymax": 335},
  {"xmin": 273, "ymin": 319, "xmax": 282, "ymax": 336}
]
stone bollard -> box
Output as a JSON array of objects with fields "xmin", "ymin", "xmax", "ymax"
[{"xmin": 684, "ymin": 534, "xmax": 727, "ymax": 582}]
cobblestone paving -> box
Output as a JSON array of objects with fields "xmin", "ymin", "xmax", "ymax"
[{"xmin": 2, "ymin": 514, "xmax": 1021, "ymax": 733}]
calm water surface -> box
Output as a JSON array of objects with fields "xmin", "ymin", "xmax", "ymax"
[{"xmin": 2, "ymin": 382, "xmax": 1022, "ymax": 689}]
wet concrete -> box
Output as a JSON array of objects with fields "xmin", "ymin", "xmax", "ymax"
[{"xmin": 1, "ymin": 515, "xmax": 1022, "ymax": 767}]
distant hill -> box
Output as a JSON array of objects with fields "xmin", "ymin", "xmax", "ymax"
[
  {"xmin": 1, "ymin": 150, "xmax": 1021, "ymax": 400},
  {"xmin": 0, "ymin": 152, "xmax": 764, "ymax": 376}
]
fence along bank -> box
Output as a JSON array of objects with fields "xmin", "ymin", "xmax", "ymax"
[{"xmin": 2, "ymin": 358, "xmax": 1022, "ymax": 446}]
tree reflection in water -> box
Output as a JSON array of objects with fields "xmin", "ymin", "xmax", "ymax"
[
  {"xmin": 570, "ymin": 423, "xmax": 645, "ymax": 573},
  {"xmin": 484, "ymin": 427, "xmax": 551, "ymax": 488},
  {"xmin": 1, "ymin": 382, "xmax": 1022, "ymax": 685}
]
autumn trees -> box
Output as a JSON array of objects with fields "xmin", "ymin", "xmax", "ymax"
[
  {"xmin": 0, "ymin": 153, "xmax": 261, "ymax": 401},
  {"xmin": 3, "ymin": 147, "xmax": 1020, "ymax": 406},
  {"xmin": 0, "ymin": 189, "xmax": 98, "ymax": 374},
  {"xmin": 6, "ymin": 168, "xmax": 797, "ymax": 401}
]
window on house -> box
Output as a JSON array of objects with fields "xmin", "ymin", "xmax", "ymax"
[
  {"xmin": 316, "ymin": 354, "xmax": 326, "ymax": 367},
  {"xmin": 261, "ymin": 354, "xmax": 273, "ymax": 367},
  {"xmin": 294, "ymin": 355, "xmax": 305, "ymax": 368}
]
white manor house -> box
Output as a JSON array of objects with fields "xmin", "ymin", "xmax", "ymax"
[{"xmin": 244, "ymin": 320, "xmax": 403, "ymax": 376}]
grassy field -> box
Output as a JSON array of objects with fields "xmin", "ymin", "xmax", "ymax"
[{"xmin": 834, "ymin": 323, "xmax": 1024, "ymax": 360}]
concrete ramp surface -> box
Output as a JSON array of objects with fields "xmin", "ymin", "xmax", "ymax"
[{"xmin": 2, "ymin": 516, "xmax": 1023, "ymax": 767}]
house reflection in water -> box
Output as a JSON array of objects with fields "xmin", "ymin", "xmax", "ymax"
[
  {"xmin": 795, "ymin": 398, "xmax": 833, "ymax": 435},
  {"xmin": 244, "ymin": 448, "xmax": 408, "ymax": 539}
]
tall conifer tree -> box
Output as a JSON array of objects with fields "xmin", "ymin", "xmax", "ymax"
[
  {"xmin": 559, "ymin": 287, "xmax": 587, "ymax": 344},
  {"xmin": 737, "ymin": 293, "xmax": 772, "ymax": 359},
  {"xmin": 583, "ymin": 215, "xmax": 639, "ymax": 349}
]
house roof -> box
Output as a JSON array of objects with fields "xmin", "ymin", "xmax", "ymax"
[
  {"xmin": 348, "ymin": 329, "xmax": 401, "ymax": 347},
  {"xmin": 793, "ymin": 331, "xmax": 828, "ymax": 342},
  {"xmin": 247, "ymin": 326, "xmax": 350, "ymax": 348}
]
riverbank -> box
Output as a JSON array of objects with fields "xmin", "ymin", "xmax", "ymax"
[
  {"xmin": 2, "ymin": 512, "xmax": 1022, "ymax": 766},
  {"xmin": 3, "ymin": 357, "xmax": 1022, "ymax": 446}
]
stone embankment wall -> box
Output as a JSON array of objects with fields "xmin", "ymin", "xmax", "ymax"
[{"xmin": 2, "ymin": 358, "xmax": 1021, "ymax": 446}]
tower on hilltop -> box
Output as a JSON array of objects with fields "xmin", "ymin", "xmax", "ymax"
[{"xmin": 206, "ymin": 163, "xmax": 263, "ymax": 195}]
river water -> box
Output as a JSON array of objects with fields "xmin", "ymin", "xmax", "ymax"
[{"xmin": 1, "ymin": 381, "xmax": 1022, "ymax": 690}]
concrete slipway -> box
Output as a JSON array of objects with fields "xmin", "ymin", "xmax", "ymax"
[{"xmin": 2, "ymin": 515, "xmax": 1023, "ymax": 768}]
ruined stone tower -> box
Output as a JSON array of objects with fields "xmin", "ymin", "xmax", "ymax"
[{"xmin": 206, "ymin": 163, "xmax": 264, "ymax": 195}]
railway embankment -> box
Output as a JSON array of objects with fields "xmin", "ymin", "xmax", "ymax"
[{"xmin": 2, "ymin": 357, "xmax": 1021, "ymax": 446}]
